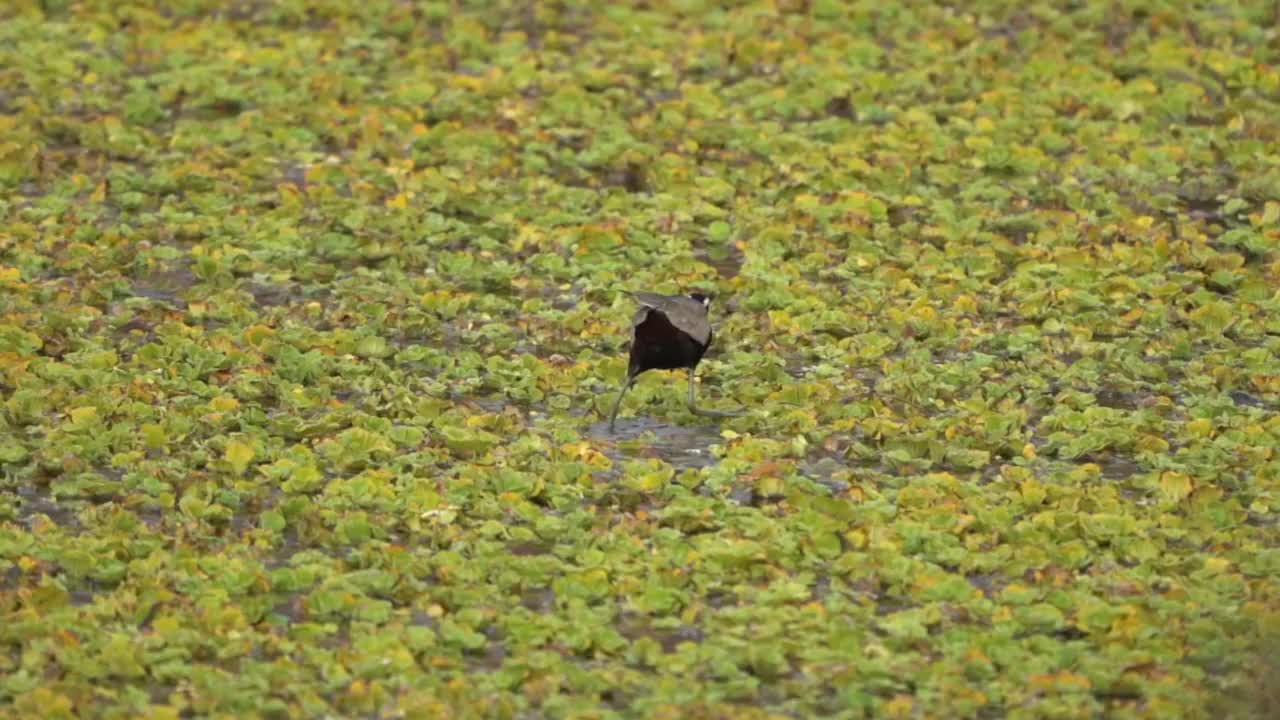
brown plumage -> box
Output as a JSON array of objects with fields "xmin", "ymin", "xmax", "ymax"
[
  {"xmin": 627, "ymin": 292, "xmax": 712, "ymax": 347},
  {"xmin": 607, "ymin": 290, "xmax": 739, "ymax": 431}
]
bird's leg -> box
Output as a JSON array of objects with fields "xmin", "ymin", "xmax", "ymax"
[
  {"xmin": 607, "ymin": 374, "xmax": 636, "ymax": 432},
  {"xmin": 686, "ymin": 368, "xmax": 741, "ymax": 418}
]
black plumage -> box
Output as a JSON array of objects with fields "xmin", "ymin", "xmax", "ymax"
[{"xmin": 607, "ymin": 291, "xmax": 738, "ymax": 431}]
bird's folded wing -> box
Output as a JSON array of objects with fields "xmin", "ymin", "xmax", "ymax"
[
  {"xmin": 631, "ymin": 306, "xmax": 653, "ymax": 328},
  {"xmin": 626, "ymin": 292, "xmax": 666, "ymax": 330},
  {"xmin": 624, "ymin": 291, "xmax": 712, "ymax": 344},
  {"xmin": 626, "ymin": 291, "xmax": 671, "ymax": 309},
  {"xmin": 674, "ymin": 314, "xmax": 712, "ymax": 345}
]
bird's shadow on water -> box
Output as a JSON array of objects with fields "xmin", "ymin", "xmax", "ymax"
[{"xmin": 586, "ymin": 416, "xmax": 724, "ymax": 472}]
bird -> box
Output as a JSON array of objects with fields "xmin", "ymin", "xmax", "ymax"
[{"xmin": 607, "ymin": 290, "xmax": 739, "ymax": 432}]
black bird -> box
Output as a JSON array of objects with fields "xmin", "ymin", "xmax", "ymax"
[{"xmin": 607, "ymin": 290, "xmax": 739, "ymax": 432}]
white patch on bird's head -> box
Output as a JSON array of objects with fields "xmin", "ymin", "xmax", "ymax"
[{"xmin": 688, "ymin": 291, "xmax": 711, "ymax": 308}]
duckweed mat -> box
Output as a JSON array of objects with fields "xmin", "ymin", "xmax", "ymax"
[{"xmin": 2, "ymin": 1, "xmax": 1278, "ymax": 718}]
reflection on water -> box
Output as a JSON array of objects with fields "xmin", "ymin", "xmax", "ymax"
[{"xmin": 587, "ymin": 415, "xmax": 723, "ymax": 472}]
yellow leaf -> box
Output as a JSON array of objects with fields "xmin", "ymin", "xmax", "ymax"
[
  {"xmin": 1203, "ymin": 557, "xmax": 1231, "ymax": 574},
  {"xmin": 1158, "ymin": 472, "xmax": 1192, "ymax": 504},
  {"xmin": 1110, "ymin": 605, "xmax": 1142, "ymax": 639},
  {"xmin": 140, "ymin": 706, "xmax": 180, "ymax": 720},
  {"xmin": 912, "ymin": 304, "xmax": 937, "ymax": 322},
  {"xmin": 346, "ymin": 679, "xmax": 369, "ymax": 700},
  {"xmin": 243, "ymin": 324, "xmax": 276, "ymax": 348},
  {"xmin": 14, "ymin": 688, "xmax": 74, "ymax": 717},
  {"xmin": 1135, "ymin": 433, "xmax": 1169, "ymax": 453},
  {"xmin": 1252, "ymin": 374, "xmax": 1279, "ymax": 393},
  {"xmin": 1021, "ymin": 443, "xmax": 1037, "ymax": 460},
  {"xmin": 1121, "ymin": 307, "xmax": 1144, "ymax": 323},
  {"xmin": 1260, "ymin": 201, "xmax": 1279, "ymax": 227},
  {"xmin": 141, "ymin": 423, "xmax": 166, "ymax": 450},
  {"xmin": 386, "ymin": 193, "xmax": 409, "ymax": 209},
  {"xmin": 794, "ymin": 193, "xmax": 820, "ymax": 209},
  {"xmin": 884, "ymin": 694, "xmax": 914, "ymax": 718},
  {"xmin": 1029, "ymin": 671, "xmax": 1092, "ymax": 691},
  {"xmin": 68, "ymin": 406, "xmax": 98, "ymax": 427},
  {"xmin": 1020, "ymin": 478, "xmax": 1046, "ymax": 506},
  {"xmin": 210, "ymin": 396, "xmax": 240, "ymax": 412},
  {"xmin": 278, "ymin": 183, "xmax": 303, "ymax": 206},
  {"xmin": 868, "ymin": 526, "xmax": 900, "ymax": 551},
  {"xmin": 0, "ymin": 266, "xmax": 20, "ymax": 284},
  {"xmin": 225, "ymin": 440, "xmax": 255, "ymax": 475},
  {"xmin": 1186, "ymin": 418, "xmax": 1213, "ymax": 438}
]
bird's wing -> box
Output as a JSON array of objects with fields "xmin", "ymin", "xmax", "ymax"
[
  {"xmin": 626, "ymin": 292, "xmax": 668, "ymax": 329},
  {"xmin": 626, "ymin": 291, "xmax": 677, "ymax": 310},
  {"xmin": 670, "ymin": 307, "xmax": 712, "ymax": 345},
  {"xmin": 630, "ymin": 305, "xmax": 653, "ymax": 328},
  {"xmin": 626, "ymin": 292, "xmax": 711, "ymax": 345}
]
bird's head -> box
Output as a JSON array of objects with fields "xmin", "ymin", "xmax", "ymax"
[{"xmin": 688, "ymin": 291, "xmax": 712, "ymax": 308}]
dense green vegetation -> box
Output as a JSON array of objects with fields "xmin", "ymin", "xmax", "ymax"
[{"xmin": 2, "ymin": 1, "xmax": 1278, "ymax": 717}]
